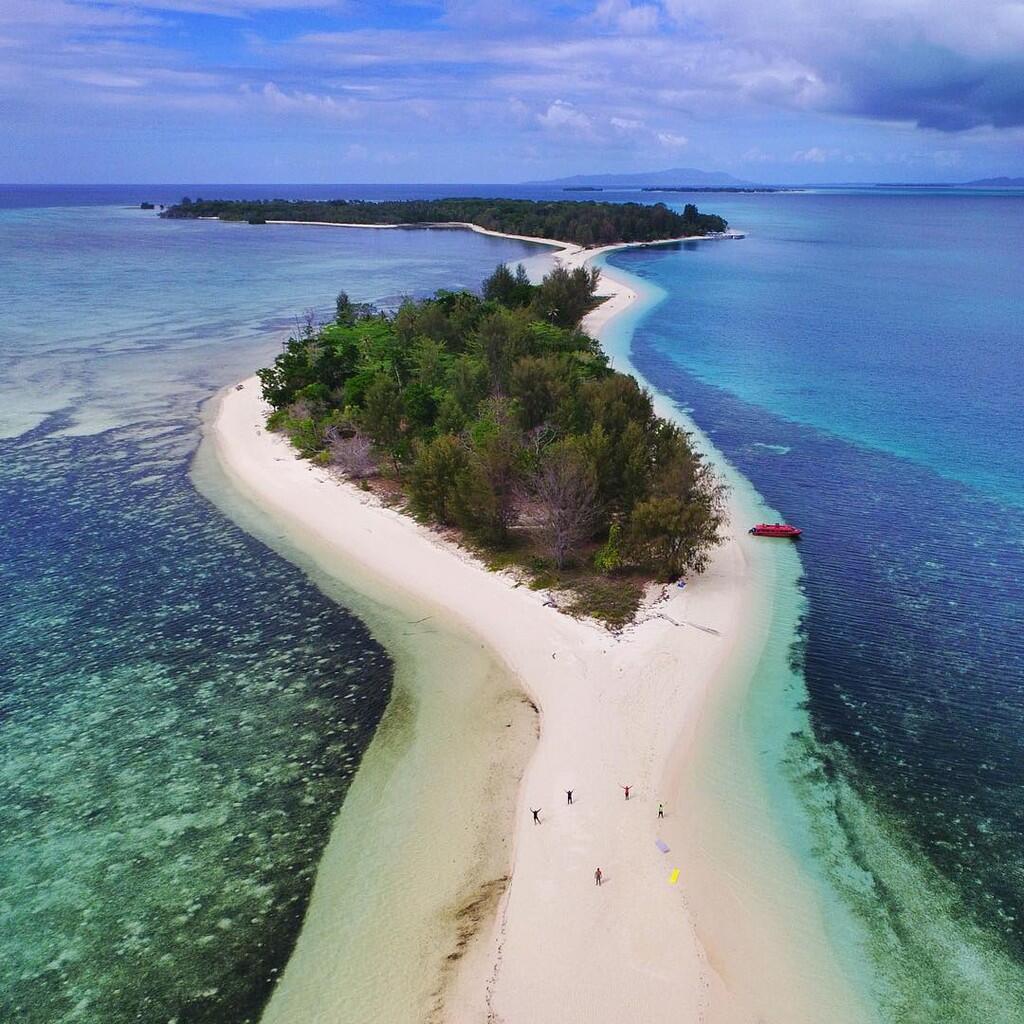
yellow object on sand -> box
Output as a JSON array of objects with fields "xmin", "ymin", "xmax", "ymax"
[{"xmin": 669, "ymin": 868, "xmax": 680, "ymax": 885}]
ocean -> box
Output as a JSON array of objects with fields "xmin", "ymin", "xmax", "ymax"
[
  {"xmin": 1, "ymin": 183, "xmax": 1021, "ymax": 1021},
  {"xmin": 605, "ymin": 187, "xmax": 1024, "ymax": 1019},
  {"xmin": 0, "ymin": 188, "xmax": 540, "ymax": 1023}
]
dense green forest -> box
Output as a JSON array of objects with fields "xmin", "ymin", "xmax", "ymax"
[
  {"xmin": 257, "ymin": 263, "xmax": 726, "ymax": 627},
  {"xmin": 162, "ymin": 197, "xmax": 727, "ymax": 247}
]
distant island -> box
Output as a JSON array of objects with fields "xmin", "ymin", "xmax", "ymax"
[
  {"xmin": 963, "ymin": 176, "xmax": 1024, "ymax": 187},
  {"xmin": 255, "ymin": 263, "xmax": 726, "ymax": 627},
  {"xmin": 160, "ymin": 197, "xmax": 727, "ymax": 247},
  {"xmin": 642, "ymin": 186, "xmax": 784, "ymax": 194},
  {"xmin": 871, "ymin": 178, "xmax": 1024, "ymax": 189},
  {"xmin": 525, "ymin": 166, "xmax": 756, "ymax": 188}
]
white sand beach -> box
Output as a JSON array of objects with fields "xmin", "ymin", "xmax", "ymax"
[{"xmin": 206, "ymin": 237, "xmax": 871, "ymax": 1024}]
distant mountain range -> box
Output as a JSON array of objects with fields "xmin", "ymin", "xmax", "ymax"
[
  {"xmin": 523, "ymin": 167, "xmax": 757, "ymax": 188},
  {"xmin": 962, "ymin": 176, "xmax": 1024, "ymax": 187},
  {"xmin": 524, "ymin": 168, "xmax": 1024, "ymax": 190}
]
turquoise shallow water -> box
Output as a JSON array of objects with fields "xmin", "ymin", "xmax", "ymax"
[
  {"xmin": 0, "ymin": 417, "xmax": 392, "ymax": 1022},
  {"xmin": 0, "ymin": 193, "xmax": 539, "ymax": 1023},
  {"xmin": 0, "ymin": 201, "xmax": 542, "ymax": 439},
  {"xmin": 608, "ymin": 190, "xmax": 1024, "ymax": 1018}
]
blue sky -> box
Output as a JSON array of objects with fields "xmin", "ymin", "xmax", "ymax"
[{"xmin": 2, "ymin": 0, "xmax": 1022, "ymax": 183}]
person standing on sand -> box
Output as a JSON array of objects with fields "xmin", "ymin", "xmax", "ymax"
[
  {"xmin": 531, "ymin": 808, "xmax": 541, "ymax": 824},
  {"xmin": 566, "ymin": 789, "xmax": 574, "ymax": 805},
  {"xmin": 621, "ymin": 784, "xmax": 632, "ymax": 800},
  {"xmin": 595, "ymin": 867, "xmax": 603, "ymax": 886},
  {"xmin": 658, "ymin": 803, "xmax": 664, "ymax": 819}
]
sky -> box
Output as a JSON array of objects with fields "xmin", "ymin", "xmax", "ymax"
[{"xmin": 1, "ymin": 0, "xmax": 1023, "ymax": 183}]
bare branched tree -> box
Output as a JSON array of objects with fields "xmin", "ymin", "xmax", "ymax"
[
  {"xmin": 288, "ymin": 398, "xmax": 316, "ymax": 421},
  {"xmin": 325, "ymin": 427, "xmax": 378, "ymax": 479},
  {"xmin": 297, "ymin": 308, "xmax": 321, "ymax": 339},
  {"xmin": 293, "ymin": 308, "xmax": 323, "ymax": 363},
  {"xmin": 524, "ymin": 423, "xmax": 559, "ymax": 459},
  {"xmin": 533, "ymin": 441, "xmax": 598, "ymax": 569}
]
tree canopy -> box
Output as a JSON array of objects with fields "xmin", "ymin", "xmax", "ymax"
[{"xmin": 259, "ymin": 262, "xmax": 726, "ymax": 626}]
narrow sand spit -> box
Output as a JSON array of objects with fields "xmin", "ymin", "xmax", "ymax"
[
  {"xmin": 214, "ymin": 377, "xmax": 756, "ymax": 1024},
  {"xmin": 208, "ymin": 235, "xmax": 780, "ymax": 1022}
]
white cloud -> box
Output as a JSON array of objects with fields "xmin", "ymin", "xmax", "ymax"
[
  {"xmin": 88, "ymin": 0, "xmax": 349, "ymax": 18},
  {"xmin": 591, "ymin": 0, "xmax": 661, "ymax": 33},
  {"xmin": 657, "ymin": 130, "xmax": 689, "ymax": 148},
  {"xmin": 251, "ymin": 81, "xmax": 362, "ymax": 119},
  {"xmin": 537, "ymin": 99, "xmax": 594, "ymax": 137},
  {"xmin": 64, "ymin": 70, "xmax": 147, "ymax": 89},
  {"xmin": 610, "ymin": 116, "xmax": 644, "ymax": 130},
  {"xmin": 2, "ymin": 0, "xmax": 1021, "ymax": 181},
  {"xmin": 791, "ymin": 146, "xmax": 835, "ymax": 163},
  {"xmin": 662, "ymin": 0, "xmax": 1024, "ymax": 129}
]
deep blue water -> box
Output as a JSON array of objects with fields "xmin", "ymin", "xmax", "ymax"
[
  {"xmin": 0, "ymin": 182, "xmax": 627, "ymax": 210},
  {"xmin": 0, "ymin": 188, "xmax": 540, "ymax": 1023},
  {"xmin": 609, "ymin": 190, "xmax": 1024, "ymax": 1015},
  {"xmin": 629, "ymin": 193, "xmax": 1024, "ymax": 504}
]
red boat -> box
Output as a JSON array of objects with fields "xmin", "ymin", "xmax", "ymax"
[{"xmin": 748, "ymin": 523, "xmax": 802, "ymax": 538}]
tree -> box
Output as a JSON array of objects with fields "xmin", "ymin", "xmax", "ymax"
[
  {"xmin": 410, "ymin": 337, "xmax": 447, "ymax": 392},
  {"xmin": 513, "ymin": 263, "xmax": 532, "ymax": 301},
  {"xmin": 402, "ymin": 380, "xmax": 438, "ymax": 433},
  {"xmin": 297, "ymin": 308, "xmax": 320, "ymax": 340},
  {"xmin": 278, "ymin": 397, "xmax": 325, "ymax": 456},
  {"xmin": 626, "ymin": 479, "xmax": 724, "ymax": 579},
  {"xmin": 325, "ymin": 427, "xmax": 377, "ymax": 479},
  {"xmin": 593, "ymin": 522, "xmax": 623, "ymax": 574},
  {"xmin": 649, "ymin": 426, "xmax": 727, "ymax": 511},
  {"xmin": 582, "ymin": 373, "xmax": 654, "ymax": 441},
  {"xmin": 474, "ymin": 308, "xmax": 530, "ymax": 393},
  {"xmin": 435, "ymin": 392, "xmax": 467, "ymax": 435},
  {"xmin": 618, "ymin": 420, "xmax": 652, "ymax": 514},
  {"xmin": 531, "ymin": 440, "xmax": 598, "ymax": 569},
  {"xmin": 483, "ymin": 263, "xmax": 533, "ymax": 307},
  {"xmin": 333, "ymin": 292, "xmax": 377, "ymax": 325},
  {"xmin": 509, "ymin": 355, "xmax": 569, "ymax": 430},
  {"xmin": 483, "ymin": 263, "xmax": 515, "ymax": 304},
  {"xmin": 454, "ymin": 398, "xmax": 523, "ymax": 542},
  {"xmin": 531, "ymin": 265, "xmax": 601, "ymax": 328},
  {"xmin": 359, "ymin": 373, "xmax": 405, "ymax": 472},
  {"xmin": 408, "ymin": 434, "xmax": 469, "ymax": 523},
  {"xmin": 447, "ymin": 355, "xmax": 489, "ymax": 421},
  {"xmin": 258, "ymin": 335, "xmax": 315, "ymax": 409}
]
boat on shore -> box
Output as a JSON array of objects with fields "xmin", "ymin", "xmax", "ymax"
[{"xmin": 749, "ymin": 523, "xmax": 802, "ymax": 538}]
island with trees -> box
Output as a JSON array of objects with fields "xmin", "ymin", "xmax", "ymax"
[
  {"xmin": 641, "ymin": 186, "xmax": 784, "ymax": 194},
  {"xmin": 161, "ymin": 197, "xmax": 727, "ymax": 247},
  {"xmin": 256, "ymin": 262, "xmax": 726, "ymax": 627}
]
